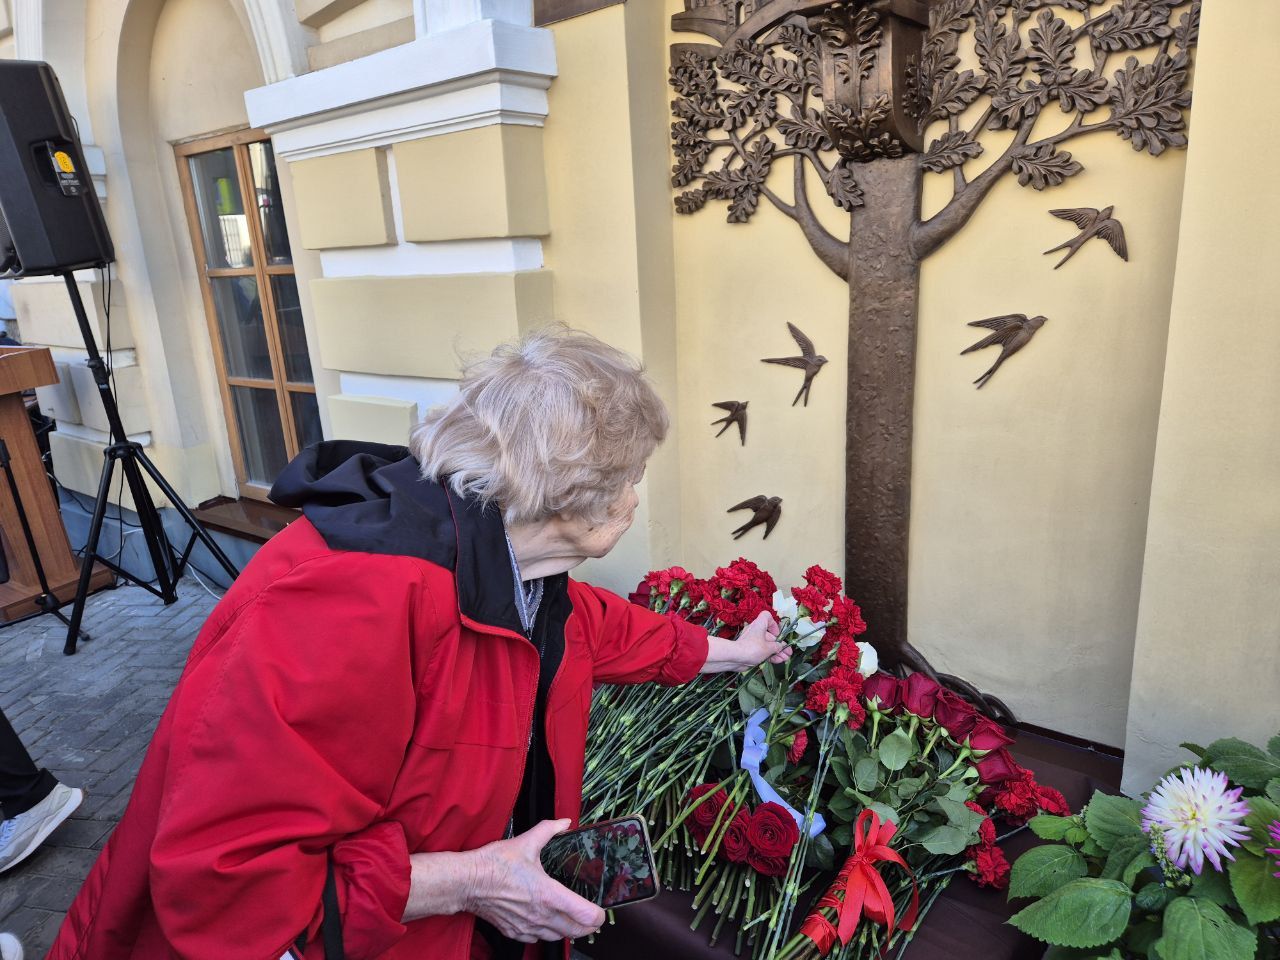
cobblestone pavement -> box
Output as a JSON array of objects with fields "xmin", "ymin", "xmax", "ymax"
[{"xmin": 0, "ymin": 579, "xmax": 219, "ymax": 956}]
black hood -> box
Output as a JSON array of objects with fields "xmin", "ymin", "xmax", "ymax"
[{"xmin": 269, "ymin": 441, "xmax": 529, "ymax": 636}]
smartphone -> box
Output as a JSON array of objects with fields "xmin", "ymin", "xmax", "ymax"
[{"xmin": 539, "ymin": 815, "xmax": 660, "ymax": 909}]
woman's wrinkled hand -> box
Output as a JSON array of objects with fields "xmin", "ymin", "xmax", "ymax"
[
  {"xmin": 466, "ymin": 819, "xmax": 605, "ymax": 943},
  {"xmin": 700, "ymin": 611, "xmax": 791, "ymax": 674}
]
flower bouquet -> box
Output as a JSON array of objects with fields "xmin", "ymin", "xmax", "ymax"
[
  {"xmin": 1004, "ymin": 735, "xmax": 1280, "ymax": 960},
  {"xmin": 584, "ymin": 559, "xmax": 1066, "ymax": 959}
]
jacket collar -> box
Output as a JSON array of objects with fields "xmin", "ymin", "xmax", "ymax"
[{"xmin": 442, "ymin": 484, "xmax": 529, "ymax": 640}]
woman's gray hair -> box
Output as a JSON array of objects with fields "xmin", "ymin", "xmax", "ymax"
[{"xmin": 410, "ymin": 326, "xmax": 669, "ymax": 525}]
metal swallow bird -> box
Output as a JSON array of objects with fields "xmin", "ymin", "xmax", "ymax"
[
  {"xmin": 711, "ymin": 400, "xmax": 748, "ymax": 445},
  {"xmin": 762, "ymin": 322, "xmax": 827, "ymax": 407},
  {"xmin": 961, "ymin": 314, "xmax": 1048, "ymax": 389},
  {"xmin": 728, "ymin": 495, "xmax": 782, "ymax": 540},
  {"xmin": 1044, "ymin": 206, "xmax": 1128, "ymax": 269}
]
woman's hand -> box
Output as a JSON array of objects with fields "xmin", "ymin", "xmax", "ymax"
[{"xmin": 700, "ymin": 611, "xmax": 791, "ymax": 673}]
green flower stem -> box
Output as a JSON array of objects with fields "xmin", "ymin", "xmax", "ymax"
[
  {"xmin": 694, "ymin": 775, "xmax": 750, "ymax": 886},
  {"xmin": 937, "ymin": 746, "xmax": 973, "ymax": 780},
  {"xmin": 869, "ymin": 711, "xmax": 882, "ymax": 749},
  {"xmin": 920, "ymin": 725, "xmax": 944, "ymax": 762}
]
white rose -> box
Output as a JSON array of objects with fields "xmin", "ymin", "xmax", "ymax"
[{"xmin": 855, "ymin": 642, "xmax": 878, "ymax": 678}]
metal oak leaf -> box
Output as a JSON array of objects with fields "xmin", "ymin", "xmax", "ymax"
[
  {"xmin": 922, "ymin": 130, "xmax": 985, "ymax": 173},
  {"xmin": 827, "ymin": 162, "xmax": 865, "ymax": 211},
  {"xmin": 1028, "ymin": 9, "xmax": 1077, "ymax": 84},
  {"xmin": 1108, "ymin": 53, "xmax": 1193, "ymax": 156},
  {"xmin": 778, "ymin": 108, "xmax": 832, "ymax": 151},
  {"xmin": 1091, "ymin": 0, "xmax": 1177, "ymax": 53},
  {"xmin": 1012, "ymin": 143, "xmax": 1083, "ymax": 190},
  {"xmin": 974, "ymin": 11, "xmax": 1028, "ymax": 94},
  {"xmin": 928, "ymin": 69, "xmax": 986, "ymax": 122}
]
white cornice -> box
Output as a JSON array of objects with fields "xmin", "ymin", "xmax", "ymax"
[{"xmin": 245, "ymin": 18, "xmax": 556, "ymax": 161}]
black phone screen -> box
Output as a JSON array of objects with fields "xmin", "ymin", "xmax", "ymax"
[{"xmin": 538, "ymin": 815, "xmax": 660, "ymax": 909}]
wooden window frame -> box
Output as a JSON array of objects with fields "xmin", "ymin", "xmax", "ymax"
[{"xmin": 175, "ymin": 129, "xmax": 316, "ymax": 502}]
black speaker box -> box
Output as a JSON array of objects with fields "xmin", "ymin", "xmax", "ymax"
[{"xmin": 0, "ymin": 60, "xmax": 114, "ymax": 278}]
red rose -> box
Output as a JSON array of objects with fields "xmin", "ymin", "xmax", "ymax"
[
  {"xmin": 688, "ymin": 784, "xmax": 728, "ymax": 830},
  {"xmin": 976, "ymin": 747, "xmax": 1019, "ymax": 784},
  {"xmin": 720, "ymin": 810, "xmax": 752, "ymax": 864},
  {"xmin": 786, "ymin": 728, "xmax": 809, "ymax": 764},
  {"xmin": 747, "ymin": 854, "xmax": 791, "ymax": 878},
  {"xmin": 863, "ymin": 673, "xmax": 901, "ymax": 712},
  {"xmin": 901, "ymin": 673, "xmax": 941, "ymax": 716},
  {"xmin": 970, "ymin": 844, "xmax": 1010, "ymax": 889},
  {"xmin": 1035, "ymin": 785, "xmax": 1071, "ymax": 817},
  {"xmin": 628, "ymin": 580, "xmax": 652, "ymax": 608},
  {"xmin": 967, "ymin": 716, "xmax": 1015, "ymax": 752},
  {"xmin": 803, "ymin": 565, "xmax": 843, "ymax": 600},
  {"xmin": 747, "ymin": 803, "xmax": 801, "ymax": 859},
  {"xmin": 932, "ymin": 689, "xmax": 979, "ymax": 739}
]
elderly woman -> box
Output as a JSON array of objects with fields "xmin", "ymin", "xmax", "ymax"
[{"xmin": 49, "ymin": 329, "xmax": 788, "ymax": 960}]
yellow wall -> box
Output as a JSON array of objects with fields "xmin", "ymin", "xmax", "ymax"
[{"xmin": 1122, "ymin": 0, "xmax": 1280, "ymax": 791}]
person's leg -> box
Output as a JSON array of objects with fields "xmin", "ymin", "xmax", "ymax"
[{"xmin": 0, "ymin": 706, "xmax": 56, "ymax": 819}]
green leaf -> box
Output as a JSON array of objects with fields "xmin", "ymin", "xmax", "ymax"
[
  {"xmin": 1125, "ymin": 917, "xmax": 1162, "ymax": 957},
  {"xmin": 1268, "ymin": 735, "xmax": 1280, "ymax": 759},
  {"xmin": 1134, "ymin": 882, "xmax": 1176, "ymax": 913},
  {"xmin": 1242, "ymin": 797, "xmax": 1280, "ymax": 857},
  {"xmin": 1065, "ymin": 825, "xmax": 1091, "ymax": 847},
  {"xmin": 878, "ymin": 728, "xmax": 915, "ymax": 772},
  {"xmin": 1086, "ymin": 794, "xmax": 1145, "ymax": 851},
  {"xmin": 1124, "ymin": 852, "xmax": 1158, "ymax": 887},
  {"xmin": 1266, "ymin": 778, "xmax": 1280, "ymax": 804},
  {"xmin": 1203, "ymin": 737, "xmax": 1280, "ymax": 790},
  {"xmin": 1180, "ymin": 742, "xmax": 1210, "ymax": 760},
  {"xmin": 865, "ymin": 801, "xmax": 900, "ymax": 828},
  {"xmin": 1031, "ymin": 814, "xmax": 1078, "ymax": 841},
  {"xmin": 1043, "ymin": 948, "xmax": 1122, "ymax": 960},
  {"xmin": 1009, "ymin": 845, "xmax": 1089, "ymax": 899},
  {"xmin": 737, "ymin": 686, "xmax": 762, "ymax": 715},
  {"xmin": 1102, "ymin": 836, "xmax": 1152, "ymax": 882},
  {"xmin": 1229, "ymin": 850, "xmax": 1280, "ymax": 926},
  {"xmin": 921, "ymin": 824, "xmax": 971, "ymax": 855},
  {"xmin": 830, "ymin": 756, "xmax": 853, "ymax": 790},
  {"xmin": 1154, "ymin": 897, "xmax": 1257, "ymax": 960},
  {"xmin": 935, "ymin": 797, "xmax": 986, "ymax": 835},
  {"xmin": 893, "ymin": 775, "xmax": 928, "ymax": 803},
  {"xmin": 1189, "ymin": 866, "xmax": 1236, "ymax": 908},
  {"xmin": 1009, "ymin": 878, "xmax": 1133, "ymax": 949},
  {"xmin": 854, "ymin": 757, "xmax": 880, "ymax": 792},
  {"xmin": 806, "ymin": 832, "xmax": 835, "ymax": 872}
]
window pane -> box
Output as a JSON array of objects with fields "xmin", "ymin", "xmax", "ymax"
[
  {"xmin": 231, "ymin": 386, "xmax": 288, "ymax": 484},
  {"xmin": 189, "ymin": 149, "xmax": 253, "ymax": 269},
  {"xmin": 210, "ymin": 277, "xmax": 273, "ymax": 380},
  {"xmin": 248, "ymin": 141, "xmax": 292, "ymax": 265},
  {"xmin": 290, "ymin": 391, "xmax": 323, "ymax": 451},
  {"xmin": 271, "ymin": 275, "xmax": 312, "ymax": 383}
]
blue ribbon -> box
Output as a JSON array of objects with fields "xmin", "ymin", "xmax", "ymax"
[{"xmin": 740, "ymin": 707, "xmax": 826, "ymax": 839}]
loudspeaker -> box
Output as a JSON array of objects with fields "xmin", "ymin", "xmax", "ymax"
[{"xmin": 0, "ymin": 61, "xmax": 114, "ymax": 278}]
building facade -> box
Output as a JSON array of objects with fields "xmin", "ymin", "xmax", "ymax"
[{"xmin": 1, "ymin": 0, "xmax": 1275, "ymax": 790}]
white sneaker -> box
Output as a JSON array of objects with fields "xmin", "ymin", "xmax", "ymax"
[
  {"xmin": 0, "ymin": 933, "xmax": 24, "ymax": 960},
  {"xmin": 0, "ymin": 782, "xmax": 84, "ymax": 873}
]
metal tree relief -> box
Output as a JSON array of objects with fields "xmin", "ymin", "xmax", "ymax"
[{"xmin": 670, "ymin": 0, "xmax": 1199, "ymax": 674}]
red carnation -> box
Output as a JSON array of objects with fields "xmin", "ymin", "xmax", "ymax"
[
  {"xmin": 966, "ymin": 801, "xmax": 998, "ymax": 846},
  {"xmin": 976, "ymin": 747, "xmax": 1019, "ymax": 784},
  {"xmin": 993, "ymin": 769, "xmax": 1040, "ymax": 822},
  {"xmin": 843, "ymin": 699, "xmax": 867, "ymax": 731},
  {"xmin": 720, "ymin": 810, "xmax": 752, "ymax": 864},
  {"xmin": 803, "ymin": 565, "xmax": 843, "ymax": 600},
  {"xmin": 1035, "ymin": 784, "xmax": 1071, "ymax": 817},
  {"xmin": 901, "ymin": 673, "xmax": 941, "ymax": 717},
  {"xmin": 834, "ymin": 636, "xmax": 862, "ymax": 671},
  {"xmin": 747, "ymin": 803, "xmax": 801, "ymax": 860},
  {"xmin": 967, "ymin": 716, "xmax": 1016, "ymax": 753},
  {"xmin": 863, "ymin": 673, "xmax": 901, "ymax": 712},
  {"xmin": 804, "ymin": 675, "xmax": 860, "ymax": 714},
  {"xmin": 969, "ymin": 844, "xmax": 1010, "ymax": 889},
  {"xmin": 827, "ymin": 596, "xmax": 867, "ymax": 637},
  {"xmin": 932, "ymin": 689, "xmax": 979, "ymax": 740},
  {"xmin": 786, "ymin": 728, "xmax": 809, "ymax": 764},
  {"xmin": 791, "ymin": 585, "xmax": 831, "ymax": 619}
]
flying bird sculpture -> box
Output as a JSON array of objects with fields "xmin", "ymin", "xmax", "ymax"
[
  {"xmin": 762, "ymin": 322, "xmax": 827, "ymax": 407},
  {"xmin": 727, "ymin": 495, "xmax": 782, "ymax": 540},
  {"xmin": 961, "ymin": 314, "xmax": 1049, "ymax": 389},
  {"xmin": 1044, "ymin": 206, "xmax": 1128, "ymax": 269},
  {"xmin": 711, "ymin": 400, "xmax": 748, "ymax": 445}
]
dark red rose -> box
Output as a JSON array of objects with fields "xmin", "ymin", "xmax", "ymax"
[
  {"xmin": 786, "ymin": 728, "xmax": 809, "ymax": 764},
  {"xmin": 747, "ymin": 802, "xmax": 801, "ymax": 860},
  {"xmin": 1035, "ymin": 785, "xmax": 1071, "ymax": 817},
  {"xmin": 803, "ymin": 565, "xmax": 843, "ymax": 601},
  {"xmin": 901, "ymin": 673, "xmax": 941, "ymax": 716},
  {"xmin": 967, "ymin": 716, "xmax": 1016, "ymax": 752},
  {"xmin": 976, "ymin": 747, "xmax": 1019, "ymax": 784},
  {"xmin": 863, "ymin": 673, "xmax": 901, "ymax": 712},
  {"xmin": 933, "ymin": 689, "xmax": 979, "ymax": 739},
  {"xmin": 688, "ymin": 784, "xmax": 728, "ymax": 830},
  {"xmin": 720, "ymin": 810, "xmax": 752, "ymax": 864},
  {"xmin": 748, "ymin": 853, "xmax": 791, "ymax": 877},
  {"xmin": 969, "ymin": 844, "xmax": 1010, "ymax": 889},
  {"xmin": 628, "ymin": 580, "xmax": 652, "ymax": 607}
]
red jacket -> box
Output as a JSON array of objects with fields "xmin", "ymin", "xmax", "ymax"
[{"xmin": 49, "ymin": 443, "xmax": 707, "ymax": 960}]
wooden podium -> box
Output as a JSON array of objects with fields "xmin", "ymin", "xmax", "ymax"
[{"xmin": 0, "ymin": 345, "xmax": 111, "ymax": 622}]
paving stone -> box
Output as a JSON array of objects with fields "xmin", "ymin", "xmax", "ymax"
[{"xmin": 0, "ymin": 579, "xmax": 218, "ymax": 937}]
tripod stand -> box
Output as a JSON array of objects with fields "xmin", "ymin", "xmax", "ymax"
[
  {"xmin": 0, "ymin": 436, "xmax": 85, "ymax": 639},
  {"xmin": 61, "ymin": 271, "xmax": 239, "ymax": 654}
]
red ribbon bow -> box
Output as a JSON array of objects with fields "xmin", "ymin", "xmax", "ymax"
[{"xmin": 798, "ymin": 810, "xmax": 920, "ymax": 955}]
